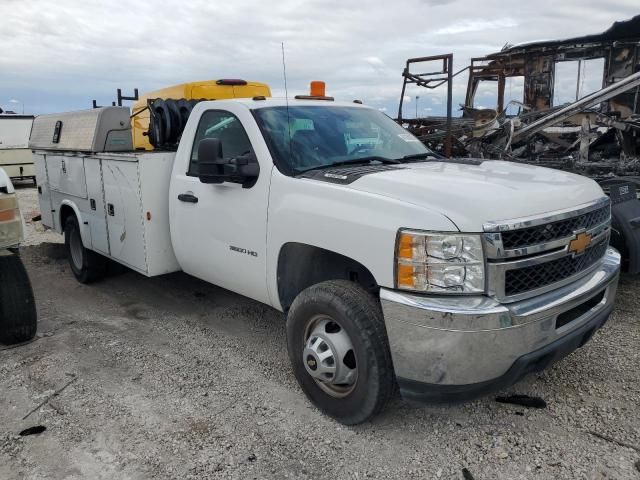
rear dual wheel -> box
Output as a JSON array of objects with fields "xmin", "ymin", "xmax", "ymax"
[
  {"xmin": 64, "ymin": 216, "xmax": 107, "ymax": 283},
  {"xmin": 286, "ymin": 280, "xmax": 394, "ymax": 425}
]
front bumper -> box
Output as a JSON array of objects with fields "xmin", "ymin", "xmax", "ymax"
[{"xmin": 380, "ymin": 247, "xmax": 621, "ymax": 403}]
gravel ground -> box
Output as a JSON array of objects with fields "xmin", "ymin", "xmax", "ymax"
[{"xmin": 1, "ymin": 187, "xmax": 639, "ymax": 479}]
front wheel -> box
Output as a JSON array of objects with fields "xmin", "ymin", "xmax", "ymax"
[
  {"xmin": 286, "ymin": 280, "xmax": 394, "ymax": 425},
  {"xmin": 64, "ymin": 216, "xmax": 107, "ymax": 283}
]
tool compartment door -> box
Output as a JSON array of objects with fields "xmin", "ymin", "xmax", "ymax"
[
  {"xmin": 33, "ymin": 153, "xmax": 54, "ymax": 229},
  {"xmin": 46, "ymin": 154, "xmax": 87, "ymax": 199},
  {"xmin": 102, "ymin": 158, "xmax": 147, "ymax": 273},
  {"xmin": 83, "ymin": 158, "xmax": 110, "ymax": 255}
]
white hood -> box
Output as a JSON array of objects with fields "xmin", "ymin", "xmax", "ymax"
[{"xmin": 346, "ymin": 160, "xmax": 604, "ymax": 232}]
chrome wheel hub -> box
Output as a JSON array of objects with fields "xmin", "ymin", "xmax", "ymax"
[{"xmin": 303, "ymin": 317, "xmax": 357, "ymax": 397}]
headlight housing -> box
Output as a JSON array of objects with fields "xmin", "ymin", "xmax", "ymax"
[
  {"xmin": 0, "ymin": 192, "xmax": 23, "ymax": 249},
  {"xmin": 395, "ymin": 230, "xmax": 485, "ymax": 293}
]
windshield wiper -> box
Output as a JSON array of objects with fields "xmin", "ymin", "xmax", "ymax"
[
  {"xmin": 296, "ymin": 156, "xmax": 400, "ymax": 174},
  {"xmin": 398, "ymin": 152, "xmax": 443, "ymax": 162}
]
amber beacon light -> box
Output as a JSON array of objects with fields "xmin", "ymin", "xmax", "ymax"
[
  {"xmin": 295, "ymin": 81, "xmax": 335, "ymax": 101},
  {"xmin": 310, "ymin": 81, "xmax": 326, "ymax": 97}
]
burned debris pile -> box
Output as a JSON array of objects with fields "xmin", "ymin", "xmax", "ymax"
[
  {"xmin": 399, "ymin": 15, "xmax": 640, "ymax": 186},
  {"xmin": 460, "ymin": 73, "xmax": 640, "ymax": 182}
]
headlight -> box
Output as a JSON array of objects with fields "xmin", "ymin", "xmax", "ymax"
[
  {"xmin": 0, "ymin": 193, "xmax": 23, "ymax": 249},
  {"xmin": 395, "ymin": 230, "xmax": 485, "ymax": 293}
]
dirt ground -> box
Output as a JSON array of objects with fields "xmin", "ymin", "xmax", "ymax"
[{"xmin": 1, "ymin": 187, "xmax": 639, "ymax": 480}]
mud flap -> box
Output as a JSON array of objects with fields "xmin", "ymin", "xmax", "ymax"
[{"xmin": 610, "ymin": 183, "xmax": 640, "ymax": 274}]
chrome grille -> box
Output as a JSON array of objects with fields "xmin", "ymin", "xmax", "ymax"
[
  {"xmin": 484, "ymin": 197, "xmax": 612, "ymax": 302},
  {"xmin": 501, "ymin": 205, "xmax": 610, "ymax": 249},
  {"xmin": 504, "ymin": 239, "xmax": 609, "ymax": 296}
]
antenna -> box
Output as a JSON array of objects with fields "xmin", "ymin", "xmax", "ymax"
[{"xmin": 281, "ymin": 42, "xmax": 293, "ymax": 161}]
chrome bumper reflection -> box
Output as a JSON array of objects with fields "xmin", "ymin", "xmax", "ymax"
[{"xmin": 380, "ymin": 248, "xmax": 621, "ymax": 386}]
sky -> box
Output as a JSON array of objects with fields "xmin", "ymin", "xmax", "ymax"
[{"xmin": 0, "ymin": 0, "xmax": 638, "ymax": 117}]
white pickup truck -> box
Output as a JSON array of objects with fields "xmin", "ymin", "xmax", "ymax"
[{"xmin": 32, "ymin": 96, "xmax": 621, "ymax": 424}]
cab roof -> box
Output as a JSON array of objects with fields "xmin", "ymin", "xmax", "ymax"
[{"xmin": 203, "ymin": 97, "xmax": 372, "ymax": 110}]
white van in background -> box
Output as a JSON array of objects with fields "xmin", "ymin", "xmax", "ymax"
[{"xmin": 0, "ymin": 114, "xmax": 35, "ymax": 183}]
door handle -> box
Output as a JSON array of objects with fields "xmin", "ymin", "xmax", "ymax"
[{"xmin": 178, "ymin": 193, "xmax": 198, "ymax": 203}]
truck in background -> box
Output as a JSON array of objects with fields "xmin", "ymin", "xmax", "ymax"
[
  {"xmin": 0, "ymin": 167, "xmax": 37, "ymax": 345},
  {"xmin": 31, "ymin": 81, "xmax": 621, "ymax": 424},
  {"xmin": 0, "ymin": 113, "xmax": 35, "ymax": 183}
]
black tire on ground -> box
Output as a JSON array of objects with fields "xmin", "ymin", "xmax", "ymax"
[
  {"xmin": 286, "ymin": 280, "xmax": 395, "ymax": 425},
  {"xmin": 64, "ymin": 215, "xmax": 107, "ymax": 283},
  {"xmin": 0, "ymin": 253, "xmax": 37, "ymax": 345}
]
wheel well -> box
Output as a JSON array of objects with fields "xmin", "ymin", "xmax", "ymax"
[
  {"xmin": 59, "ymin": 204, "xmax": 76, "ymax": 231},
  {"xmin": 277, "ymin": 243, "xmax": 378, "ymax": 312}
]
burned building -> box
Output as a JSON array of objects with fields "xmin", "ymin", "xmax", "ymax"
[
  {"xmin": 466, "ymin": 15, "xmax": 640, "ymax": 115},
  {"xmin": 400, "ymin": 15, "xmax": 640, "ymax": 186}
]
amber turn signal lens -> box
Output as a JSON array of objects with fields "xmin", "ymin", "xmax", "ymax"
[
  {"xmin": 397, "ymin": 263, "xmax": 415, "ymax": 288},
  {"xmin": 0, "ymin": 209, "xmax": 16, "ymax": 222},
  {"xmin": 0, "ymin": 195, "xmax": 18, "ymax": 222},
  {"xmin": 397, "ymin": 232, "xmax": 414, "ymax": 260}
]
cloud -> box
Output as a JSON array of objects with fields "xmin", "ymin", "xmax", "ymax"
[
  {"xmin": 0, "ymin": 0, "xmax": 637, "ymax": 116},
  {"xmin": 364, "ymin": 56, "xmax": 385, "ymax": 67},
  {"xmin": 422, "ymin": 0, "xmax": 457, "ymax": 4},
  {"xmin": 434, "ymin": 18, "xmax": 519, "ymax": 35}
]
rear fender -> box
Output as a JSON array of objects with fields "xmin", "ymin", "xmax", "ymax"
[{"xmin": 59, "ymin": 200, "xmax": 92, "ymax": 248}]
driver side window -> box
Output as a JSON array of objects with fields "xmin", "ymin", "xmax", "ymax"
[{"xmin": 188, "ymin": 110, "xmax": 253, "ymax": 176}]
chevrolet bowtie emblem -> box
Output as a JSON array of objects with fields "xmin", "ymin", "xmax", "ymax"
[{"xmin": 568, "ymin": 231, "xmax": 592, "ymax": 255}]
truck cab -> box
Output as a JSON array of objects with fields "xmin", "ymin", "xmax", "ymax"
[{"xmin": 33, "ymin": 93, "xmax": 621, "ymax": 424}]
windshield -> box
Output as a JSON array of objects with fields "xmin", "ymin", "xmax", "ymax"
[{"xmin": 253, "ymin": 106, "xmax": 434, "ymax": 174}]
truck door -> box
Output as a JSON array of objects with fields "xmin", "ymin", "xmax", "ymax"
[{"xmin": 169, "ymin": 107, "xmax": 271, "ymax": 305}]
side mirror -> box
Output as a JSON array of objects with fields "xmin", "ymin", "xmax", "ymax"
[
  {"xmin": 223, "ymin": 152, "xmax": 260, "ymax": 189},
  {"xmin": 198, "ymin": 138, "xmax": 225, "ymax": 184},
  {"xmin": 197, "ymin": 138, "xmax": 260, "ymax": 188}
]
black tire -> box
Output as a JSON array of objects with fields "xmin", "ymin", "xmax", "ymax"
[
  {"xmin": 286, "ymin": 280, "xmax": 394, "ymax": 425},
  {"xmin": 0, "ymin": 253, "xmax": 37, "ymax": 345},
  {"xmin": 64, "ymin": 216, "xmax": 107, "ymax": 283}
]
